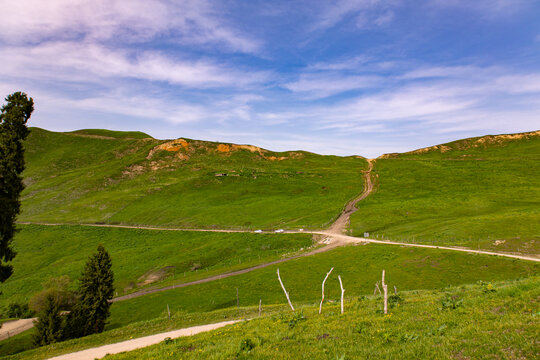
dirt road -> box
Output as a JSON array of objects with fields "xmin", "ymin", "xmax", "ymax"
[
  {"xmin": 328, "ymin": 159, "xmax": 374, "ymax": 234},
  {"xmin": 0, "ymin": 318, "xmax": 36, "ymax": 340},
  {"xmin": 47, "ymin": 320, "xmax": 240, "ymax": 360},
  {"xmin": 313, "ymin": 231, "xmax": 540, "ymax": 262}
]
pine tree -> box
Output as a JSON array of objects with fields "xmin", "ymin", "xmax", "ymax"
[
  {"xmin": 67, "ymin": 244, "xmax": 114, "ymax": 338},
  {"xmin": 0, "ymin": 92, "xmax": 34, "ymax": 283},
  {"xmin": 33, "ymin": 294, "xmax": 64, "ymax": 346}
]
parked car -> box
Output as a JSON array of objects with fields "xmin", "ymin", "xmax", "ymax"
[
  {"xmin": 274, "ymin": 229, "xmax": 284, "ymax": 233},
  {"xmin": 254, "ymin": 229, "xmax": 263, "ymax": 233}
]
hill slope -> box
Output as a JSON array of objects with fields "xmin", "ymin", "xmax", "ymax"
[
  {"xmin": 350, "ymin": 130, "xmax": 540, "ymax": 254},
  {"xmin": 20, "ymin": 128, "xmax": 368, "ymax": 229}
]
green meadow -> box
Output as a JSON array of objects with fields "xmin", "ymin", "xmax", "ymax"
[
  {"xmin": 4, "ymin": 276, "xmax": 538, "ymax": 360},
  {"xmin": 108, "ymin": 276, "xmax": 540, "ymax": 360},
  {"xmin": 107, "ymin": 243, "xmax": 538, "ymax": 329},
  {"xmin": 350, "ymin": 132, "xmax": 540, "ymax": 254},
  {"xmin": 20, "ymin": 128, "xmax": 367, "ymax": 230},
  {"xmin": 1, "ymin": 225, "xmax": 312, "ymax": 309},
  {"xmin": 2, "ymin": 129, "xmax": 540, "ymax": 359}
]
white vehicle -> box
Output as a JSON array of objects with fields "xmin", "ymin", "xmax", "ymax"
[
  {"xmin": 254, "ymin": 229, "xmax": 263, "ymax": 233},
  {"xmin": 274, "ymin": 229, "xmax": 284, "ymax": 233}
]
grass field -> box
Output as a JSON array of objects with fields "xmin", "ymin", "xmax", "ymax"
[
  {"xmin": 350, "ymin": 131, "xmax": 540, "ymax": 254},
  {"xmin": 107, "ymin": 276, "xmax": 540, "ymax": 360},
  {"xmin": 20, "ymin": 128, "xmax": 367, "ymax": 230},
  {"xmin": 5, "ymin": 276, "xmax": 537, "ymax": 359},
  {"xmin": 1, "ymin": 225, "xmax": 312, "ymax": 309},
  {"xmin": 106, "ymin": 243, "xmax": 538, "ymax": 329}
]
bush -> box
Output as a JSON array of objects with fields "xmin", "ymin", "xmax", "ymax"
[
  {"xmin": 440, "ymin": 294, "xmax": 463, "ymax": 310},
  {"xmin": 5, "ymin": 303, "xmax": 34, "ymax": 318},
  {"xmin": 239, "ymin": 338, "xmax": 255, "ymax": 352},
  {"xmin": 29, "ymin": 275, "xmax": 77, "ymax": 313}
]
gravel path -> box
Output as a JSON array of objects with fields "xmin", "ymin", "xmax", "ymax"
[
  {"xmin": 0, "ymin": 318, "xmax": 36, "ymax": 340},
  {"xmin": 47, "ymin": 320, "xmax": 241, "ymax": 360}
]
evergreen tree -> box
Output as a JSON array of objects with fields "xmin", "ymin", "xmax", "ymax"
[
  {"xmin": 67, "ymin": 244, "xmax": 114, "ymax": 338},
  {"xmin": 0, "ymin": 92, "xmax": 34, "ymax": 283},
  {"xmin": 33, "ymin": 294, "xmax": 64, "ymax": 346}
]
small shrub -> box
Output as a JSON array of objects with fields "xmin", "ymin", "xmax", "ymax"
[
  {"xmin": 441, "ymin": 294, "xmax": 463, "ymax": 310},
  {"xmin": 5, "ymin": 303, "xmax": 34, "ymax": 318},
  {"xmin": 163, "ymin": 337, "xmax": 174, "ymax": 345},
  {"xmin": 388, "ymin": 294, "xmax": 403, "ymax": 309},
  {"xmin": 239, "ymin": 338, "xmax": 255, "ymax": 352},
  {"xmin": 354, "ymin": 321, "xmax": 371, "ymax": 334},
  {"xmin": 478, "ymin": 281, "xmax": 496, "ymax": 293}
]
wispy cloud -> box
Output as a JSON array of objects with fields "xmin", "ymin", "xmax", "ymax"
[
  {"xmin": 0, "ymin": 0, "xmax": 259, "ymax": 53},
  {"xmin": 285, "ymin": 73, "xmax": 382, "ymax": 98},
  {"xmin": 0, "ymin": 42, "xmax": 269, "ymax": 88},
  {"xmin": 311, "ymin": 0, "xmax": 399, "ymax": 32}
]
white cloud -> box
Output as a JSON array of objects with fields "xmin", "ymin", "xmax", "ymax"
[
  {"xmin": 0, "ymin": 0, "xmax": 259, "ymax": 53},
  {"xmin": 0, "ymin": 42, "xmax": 269, "ymax": 88},
  {"xmin": 285, "ymin": 73, "xmax": 382, "ymax": 98},
  {"xmin": 310, "ymin": 0, "xmax": 400, "ymax": 32}
]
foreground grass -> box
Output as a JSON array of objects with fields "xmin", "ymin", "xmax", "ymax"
[
  {"xmin": 107, "ymin": 243, "xmax": 538, "ymax": 329},
  {"xmin": 109, "ymin": 276, "xmax": 539, "ymax": 359},
  {"xmin": 2, "ymin": 225, "xmax": 312, "ymax": 309},
  {"xmin": 5, "ymin": 277, "xmax": 538, "ymax": 359},
  {"xmin": 0, "ymin": 305, "xmax": 289, "ymax": 359},
  {"xmin": 21, "ymin": 128, "xmax": 367, "ymax": 229},
  {"xmin": 350, "ymin": 132, "xmax": 540, "ymax": 254}
]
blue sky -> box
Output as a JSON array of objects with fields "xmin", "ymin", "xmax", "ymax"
[{"xmin": 1, "ymin": 0, "xmax": 539, "ymax": 157}]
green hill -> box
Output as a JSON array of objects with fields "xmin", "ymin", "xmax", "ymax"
[
  {"xmin": 20, "ymin": 128, "xmax": 367, "ymax": 230},
  {"xmin": 350, "ymin": 130, "xmax": 540, "ymax": 255}
]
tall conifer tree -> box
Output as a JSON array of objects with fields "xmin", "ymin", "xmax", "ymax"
[
  {"xmin": 33, "ymin": 294, "xmax": 64, "ymax": 346},
  {"xmin": 0, "ymin": 92, "xmax": 33, "ymax": 283},
  {"xmin": 67, "ymin": 244, "xmax": 114, "ymax": 338}
]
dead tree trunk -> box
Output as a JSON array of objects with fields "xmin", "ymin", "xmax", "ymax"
[
  {"xmin": 319, "ymin": 267, "xmax": 334, "ymax": 314},
  {"xmin": 382, "ymin": 270, "xmax": 388, "ymax": 314},
  {"xmin": 277, "ymin": 268, "xmax": 295, "ymax": 311},
  {"xmin": 338, "ymin": 275, "xmax": 345, "ymax": 314}
]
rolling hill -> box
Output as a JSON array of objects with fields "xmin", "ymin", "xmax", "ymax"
[
  {"xmin": 350, "ymin": 130, "xmax": 540, "ymax": 254},
  {"xmin": 20, "ymin": 128, "xmax": 368, "ymax": 230}
]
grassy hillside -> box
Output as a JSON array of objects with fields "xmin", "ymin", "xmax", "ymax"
[
  {"xmin": 350, "ymin": 131, "xmax": 540, "ymax": 254},
  {"xmin": 1, "ymin": 225, "xmax": 312, "ymax": 309},
  {"xmin": 108, "ymin": 276, "xmax": 540, "ymax": 360},
  {"xmin": 5, "ymin": 276, "xmax": 538, "ymax": 359},
  {"xmin": 20, "ymin": 128, "xmax": 367, "ymax": 229},
  {"xmin": 107, "ymin": 243, "xmax": 537, "ymax": 329}
]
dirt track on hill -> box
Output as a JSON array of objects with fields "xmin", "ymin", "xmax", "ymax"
[
  {"xmin": 0, "ymin": 318, "xmax": 36, "ymax": 340},
  {"xmin": 328, "ymin": 159, "xmax": 374, "ymax": 234},
  {"xmin": 47, "ymin": 320, "xmax": 241, "ymax": 360}
]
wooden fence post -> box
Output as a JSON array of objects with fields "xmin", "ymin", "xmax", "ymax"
[
  {"xmin": 277, "ymin": 269, "xmax": 295, "ymax": 311},
  {"xmin": 338, "ymin": 275, "xmax": 345, "ymax": 314},
  {"xmin": 382, "ymin": 270, "xmax": 388, "ymax": 314},
  {"xmin": 319, "ymin": 267, "xmax": 334, "ymax": 314}
]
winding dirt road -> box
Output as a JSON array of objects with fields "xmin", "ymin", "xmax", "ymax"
[{"xmin": 328, "ymin": 159, "xmax": 374, "ymax": 234}]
